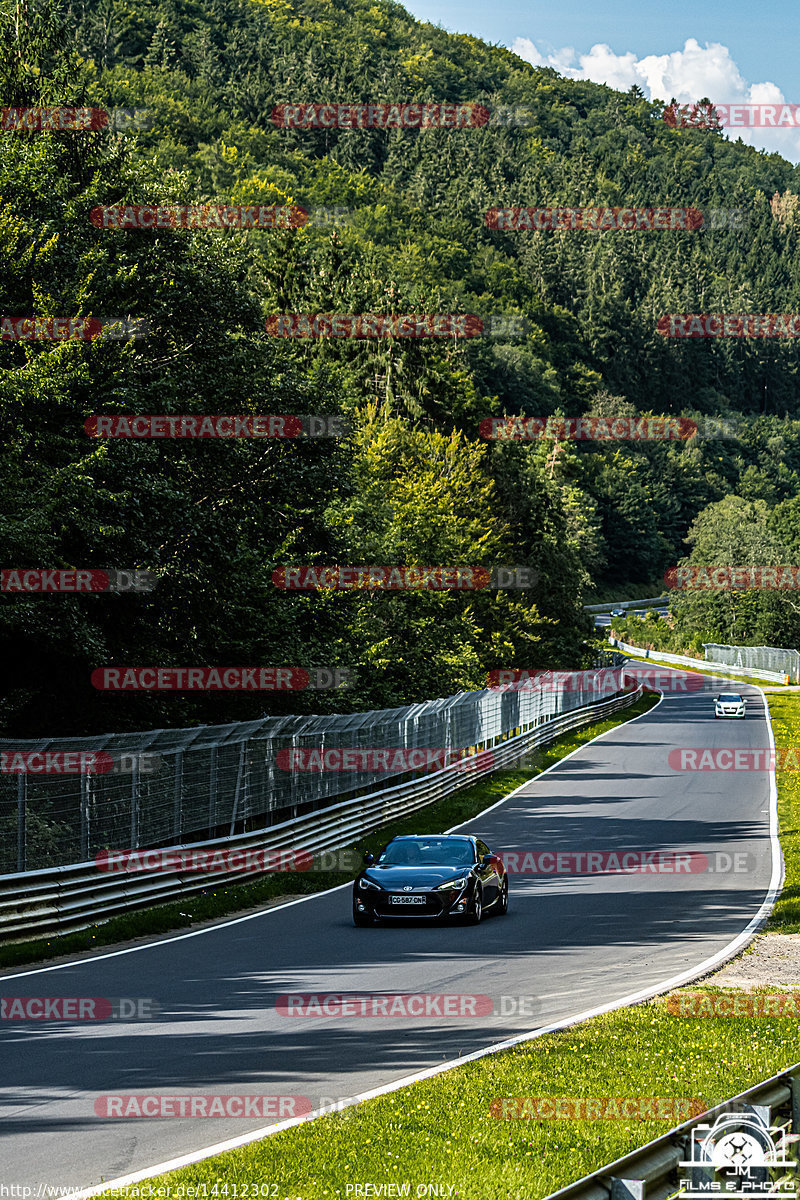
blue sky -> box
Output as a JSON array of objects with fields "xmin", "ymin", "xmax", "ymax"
[{"xmin": 404, "ymin": 0, "xmax": 800, "ymax": 159}]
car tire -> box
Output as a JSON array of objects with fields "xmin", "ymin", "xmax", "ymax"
[
  {"xmin": 496, "ymin": 878, "xmax": 508, "ymax": 915},
  {"xmin": 466, "ymin": 886, "xmax": 483, "ymax": 925}
]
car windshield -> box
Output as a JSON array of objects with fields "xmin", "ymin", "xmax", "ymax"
[
  {"xmin": 718, "ymin": 694, "xmax": 744, "ymax": 702},
  {"xmin": 377, "ymin": 839, "xmax": 476, "ymax": 867}
]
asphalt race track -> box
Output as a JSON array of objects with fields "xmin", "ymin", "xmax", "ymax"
[
  {"xmin": 593, "ymin": 606, "xmax": 669, "ymax": 627},
  {"xmin": 0, "ymin": 665, "xmax": 780, "ymax": 1194}
]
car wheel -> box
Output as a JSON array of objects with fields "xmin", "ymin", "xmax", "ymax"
[
  {"xmin": 496, "ymin": 878, "xmax": 508, "ymax": 915},
  {"xmin": 466, "ymin": 886, "xmax": 483, "ymax": 925}
]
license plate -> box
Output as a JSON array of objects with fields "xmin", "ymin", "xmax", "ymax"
[{"xmin": 390, "ymin": 895, "xmax": 426, "ymax": 905}]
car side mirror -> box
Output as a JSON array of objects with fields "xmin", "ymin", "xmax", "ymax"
[
  {"xmin": 714, "ymin": 696, "xmax": 719, "ymax": 701},
  {"xmin": 364, "ymin": 852, "xmax": 374, "ymax": 865},
  {"xmin": 482, "ymin": 853, "xmax": 492, "ymax": 865}
]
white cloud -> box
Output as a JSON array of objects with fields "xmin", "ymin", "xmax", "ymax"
[
  {"xmin": 510, "ymin": 36, "xmax": 800, "ymax": 160},
  {"xmin": 574, "ymin": 44, "xmax": 642, "ymax": 91}
]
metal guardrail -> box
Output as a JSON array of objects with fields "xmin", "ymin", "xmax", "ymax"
[
  {"xmin": 0, "ymin": 684, "xmax": 641, "ymax": 942},
  {"xmin": 542, "ymin": 1062, "xmax": 800, "ymax": 1199},
  {"xmin": 609, "ymin": 638, "xmax": 787, "ymax": 682},
  {"xmin": 584, "ymin": 598, "xmax": 668, "ymax": 614}
]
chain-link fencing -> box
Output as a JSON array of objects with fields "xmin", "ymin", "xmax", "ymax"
[
  {"xmin": 703, "ymin": 643, "xmax": 800, "ymax": 682},
  {"xmin": 0, "ymin": 670, "xmax": 627, "ymax": 873}
]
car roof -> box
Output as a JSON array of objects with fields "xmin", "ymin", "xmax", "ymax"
[{"xmin": 388, "ymin": 834, "xmax": 475, "ymax": 842}]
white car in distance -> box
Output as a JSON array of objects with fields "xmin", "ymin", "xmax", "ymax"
[{"xmin": 714, "ymin": 692, "xmax": 746, "ymax": 719}]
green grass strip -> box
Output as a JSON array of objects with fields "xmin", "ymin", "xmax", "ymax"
[
  {"xmin": 766, "ymin": 692, "xmax": 800, "ymax": 931},
  {"xmin": 141, "ymin": 998, "xmax": 799, "ymax": 1200}
]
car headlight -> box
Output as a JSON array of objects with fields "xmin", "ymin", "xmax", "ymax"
[
  {"xmin": 437, "ymin": 875, "xmax": 470, "ymax": 891},
  {"xmin": 358, "ymin": 878, "xmax": 381, "ymax": 891}
]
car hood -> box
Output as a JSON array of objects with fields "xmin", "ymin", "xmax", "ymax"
[{"xmin": 363, "ymin": 866, "xmax": 469, "ymax": 888}]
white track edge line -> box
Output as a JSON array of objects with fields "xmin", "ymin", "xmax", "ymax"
[{"xmin": 68, "ymin": 674, "xmax": 785, "ymax": 1198}]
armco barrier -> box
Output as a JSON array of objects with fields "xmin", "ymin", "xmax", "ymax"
[
  {"xmin": 541, "ymin": 1062, "xmax": 800, "ymax": 1199},
  {"xmin": 583, "ymin": 597, "xmax": 668, "ymax": 614},
  {"xmin": 0, "ymin": 683, "xmax": 641, "ymax": 942},
  {"xmin": 609, "ymin": 637, "xmax": 787, "ymax": 682}
]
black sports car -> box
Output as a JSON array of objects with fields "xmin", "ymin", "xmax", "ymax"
[{"xmin": 352, "ymin": 834, "xmax": 508, "ymax": 926}]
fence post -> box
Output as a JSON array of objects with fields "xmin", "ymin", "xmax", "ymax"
[
  {"xmin": 208, "ymin": 744, "xmax": 217, "ymax": 832},
  {"xmin": 80, "ymin": 771, "xmax": 90, "ymax": 861},
  {"xmin": 229, "ymin": 742, "xmax": 247, "ymax": 836},
  {"xmin": 173, "ymin": 750, "xmax": 184, "ymax": 843},
  {"xmin": 16, "ymin": 773, "xmax": 26, "ymax": 872},
  {"xmin": 130, "ymin": 757, "xmax": 139, "ymax": 847}
]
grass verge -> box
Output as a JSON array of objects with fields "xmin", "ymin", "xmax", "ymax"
[
  {"xmin": 95, "ymin": 690, "xmax": 800, "ymax": 1200},
  {"xmin": 138, "ymin": 998, "xmax": 799, "ymax": 1200},
  {"xmin": 0, "ymin": 692, "xmax": 657, "ymax": 973},
  {"xmin": 766, "ymin": 692, "xmax": 800, "ymax": 932}
]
